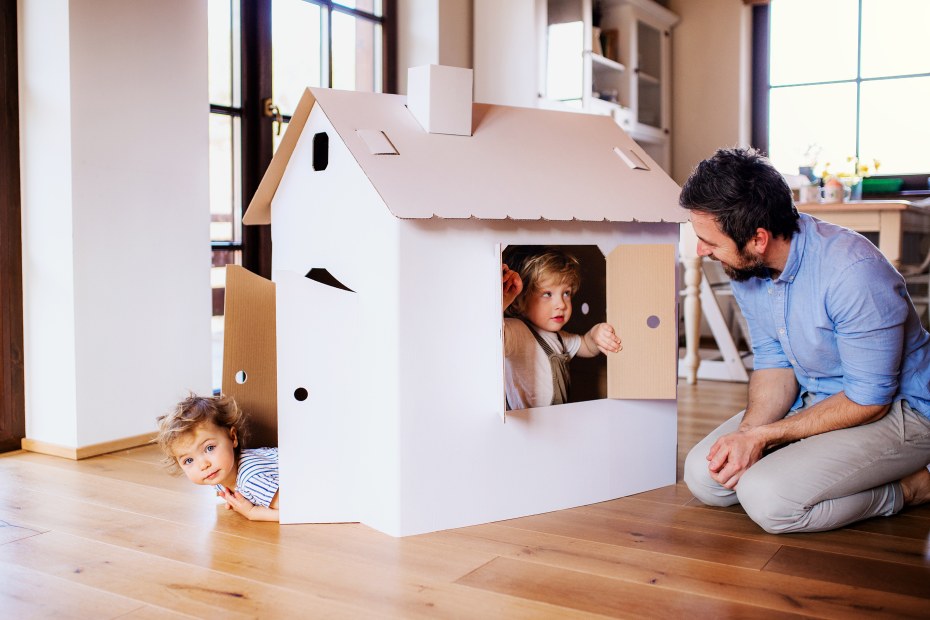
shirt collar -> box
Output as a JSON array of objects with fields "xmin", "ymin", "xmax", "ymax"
[{"xmin": 775, "ymin": 212, "xmax": 808, "ymax": 283}]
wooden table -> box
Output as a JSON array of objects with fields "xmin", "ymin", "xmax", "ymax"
[
  {"xmin": 679, "ymin": 200, "xmax": 930, "ymax": 384},
  {"xmin": 799, "ymin": 200, "xmax": 930, "ymax": 268}
]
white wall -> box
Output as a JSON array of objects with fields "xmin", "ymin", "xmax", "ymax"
[
  {"xmin": 18, "ymin": 0, "xmax": 212, "ymax": 452},
  {"xmin": 473, "ymin": 0, "xmax": 541, "ymax": 106},
  {"xmin": 396, "ymin": 0, "xmax": 473, "ymax": 94},
  {"xmin": 667, "ymin": 0, "xmax": 751, "ymax": 184}
]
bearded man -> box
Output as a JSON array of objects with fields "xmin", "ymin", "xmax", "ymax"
[{"xmin": 681, "ymin": 147, "xmax": 930, "ymax": 533}]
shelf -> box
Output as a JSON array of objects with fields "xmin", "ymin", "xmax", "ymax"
[{"xmin": 586, "ymin": 51, "xmax": 626, "ymax": 73}]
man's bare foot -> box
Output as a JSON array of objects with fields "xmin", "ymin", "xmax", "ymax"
[{"xmin": 900, "ymin": 466, "xmax": 930, "ymax": 506}]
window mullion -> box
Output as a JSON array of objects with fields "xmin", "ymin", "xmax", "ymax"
[
  {"xmin": 855, "ymin": 0, "xmax": 863, "ymax": 157},
  {"xmin": 324, "ymin": 5, "xmax": 333, "ymax": 88}
]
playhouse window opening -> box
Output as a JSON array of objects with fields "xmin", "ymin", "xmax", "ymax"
[
  {"xmin": 312, "ymin": 132, "xmax": 329, "ymax": 171},
  {"xmin": 501, "ymin": 244, "xmax": 608, "ymax": 412}
]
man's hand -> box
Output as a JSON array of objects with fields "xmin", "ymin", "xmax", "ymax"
[
  {"xmin": 502, "ymin": 264, "xmax": 523, "ymax": 310},
  {"xmin": 706, "ymin": 428, "xmax": 766, "ymax": 489}
]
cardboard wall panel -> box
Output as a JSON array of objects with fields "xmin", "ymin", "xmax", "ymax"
[
  {"xmin": 275, "ymin": 270, "xmax": 360, "ymax": 524},
  {"xmin": 607, "ymin": 244, "xmax": 677, "ymax": 399}
]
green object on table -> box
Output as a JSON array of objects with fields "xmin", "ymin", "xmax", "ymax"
[{"xmin": 862, "ymin": 177, "xmax": 903, "ymax": 193}]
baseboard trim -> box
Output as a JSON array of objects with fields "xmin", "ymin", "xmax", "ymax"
[{"xmin": 21, "ymin": 432, "xmax": 156, "ymax": 460}]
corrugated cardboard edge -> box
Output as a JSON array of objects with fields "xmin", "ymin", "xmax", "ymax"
[
  {"xmin": 223, "ymin": 265, "xmax": 278, "ymax": 448},
  {"xmin": 607, "ymin": 244, "xmax": 677, "ymax": 399},
  {"xmin": 242, "ymin": 88, "xmax": 317, "ymax": 225}
]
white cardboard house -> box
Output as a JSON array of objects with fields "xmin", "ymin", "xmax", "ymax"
[{"xmin": 223, "ymin": 65, "xmax": 688, "ymax": 537}]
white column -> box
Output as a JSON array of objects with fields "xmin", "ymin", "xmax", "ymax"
[{"xmin": 18, "ymin": 0, "xmax": 212, "ymax": 456}]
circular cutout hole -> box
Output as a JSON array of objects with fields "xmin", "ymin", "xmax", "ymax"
[
  {"xmin": 235, "ymin": 370, "xmax": 248, "ymax": 384},
  {"xmin": 646, "ymin": 315, "xmax": 661, "ymax": 329},
  {"xmin": 581, "ymin": 302, "xmax": 590, "ymax": 315},
  {"xmin": 294, "ymin": 387, "xmax": 309, "ymax": 402}
]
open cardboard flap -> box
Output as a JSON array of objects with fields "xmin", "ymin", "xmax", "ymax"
[
  {"xmin": 222, "ymin": 265, "xmax": 278, "ymax": 448},
  {"xmin": 607, "ymin": 244, "xmax": 677, "ymax": 399}
]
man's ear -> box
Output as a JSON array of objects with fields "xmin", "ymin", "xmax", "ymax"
[{"xmin": 750, "ymin": 227, "xmax": 771, "ymax": 254}]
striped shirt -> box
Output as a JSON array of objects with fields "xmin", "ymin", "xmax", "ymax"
[{"xmin": 215, "ymin": 447, "xmax": 279, "ymax": 507}]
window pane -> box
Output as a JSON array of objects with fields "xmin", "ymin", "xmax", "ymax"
[
  {"xmin": 273, "ymin": 0, "xmax": 323, "ymax": 116},
  {"xmin": 546, "ymin": 21, "xmax": 584, "ymax": 101},
  {"xmin": 208, "ymin": 0, "xmax": 233, "ymax": 106},
  {"xmin": 860, "ymin": 76, "xmax": 930, "ymax": 174},
  {"xmin": 335, "ymin": 0, "xmax": 383, "ymax": 17},
  {"xmin": 332, "ymin": 12, "xmax": 381, "ymax": 92},
  {"xmin": 209, "ymin": 114, "xmax": 242, "ymax": 243},
  {"xmin": 212, "ymin": 249, "xmax": 242, "ymax": 390},
  {"xmin": 770, "ymin": 0, "xmax": 858, "ymax": 86},
  {"xmin": 768, "ymin": 83, "xmax": 857, "ymax": 175},
  {"xmin": 861, "ymin": 0, "xmax": 930, "ymax": 78}
]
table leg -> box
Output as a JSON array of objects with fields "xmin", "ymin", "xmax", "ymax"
[{"xmin": 682, "ymin": 256, "xmax": 702, "ymax": 385}]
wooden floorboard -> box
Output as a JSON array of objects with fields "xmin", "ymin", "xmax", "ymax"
[{"xmin": 1, "ymin": 379, "xmax": 929, "ymax": 618}]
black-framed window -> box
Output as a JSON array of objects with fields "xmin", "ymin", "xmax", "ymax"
[
  {"xmin": 753, "ymin": 0, "xmax": 930, "ymax": 195},
  {"xmin": 208, "ymin": 0, "xmax": 393, "ymax": 389},
  {"xmin": 0, "ymin": 1, "xmax": 25, "ymax": 453}
]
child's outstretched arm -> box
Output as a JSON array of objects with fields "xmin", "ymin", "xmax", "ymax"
[
  {"xmin": 218, "ymin": 487, "xmax": 280, "ymax": 522},
  {"xmin": 502, "ymin": 264, "xmax": 523, "ymax": 311},
  {"xmin": 577, "ymin": 323, "xmax": 622, "ymax": 358}
]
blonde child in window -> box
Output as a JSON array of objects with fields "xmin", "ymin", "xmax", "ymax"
[
  {"xmin": 501, "ymin": 246, "xmax": 622, "ymax": 410},
  {"xmin": 156, "ymin": 394, "xmax": 279, "ymax": 522}
]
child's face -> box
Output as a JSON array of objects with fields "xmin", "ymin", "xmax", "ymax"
[
  {"xmin": 172, "ymin": 421, "xmax": 238, "ymax": 490},
  {"xmin": 524, "ymin": 275, "xmax": 574, "ymax": 333}
]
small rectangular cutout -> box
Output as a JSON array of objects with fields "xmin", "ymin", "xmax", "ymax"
[
  {"xmin": 357, "ymin": 129, "xmax": 398, "ymax": 155},
  {"xmin": 613, "ymin": 146, "xmax": 649, "ymax": 171}
]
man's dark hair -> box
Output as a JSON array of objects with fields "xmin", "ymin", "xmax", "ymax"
[{"xmin": 679, "ymin": 147, "xmax": 800, "ymax": 249}]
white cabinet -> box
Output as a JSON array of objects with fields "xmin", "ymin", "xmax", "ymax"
[{"xmin": 540, "ymin": 0, "xmax": 677, "ymax": 170}]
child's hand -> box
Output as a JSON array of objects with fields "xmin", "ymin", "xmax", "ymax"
[
  {"xmin": 217, "ymin": 486, "xmax": 279, "ymax": 522},
  {"xmin": 501, "ymin": 264, "xmax": 523, "ymax": 310},
  {"xmin": 581, "ymin": 323, "xmax": 622, "ymax": 357}
]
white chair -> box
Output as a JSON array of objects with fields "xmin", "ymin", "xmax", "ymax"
[{"xmin": 678, "ymin": 223, "xmax": 751, "ymax": 384}]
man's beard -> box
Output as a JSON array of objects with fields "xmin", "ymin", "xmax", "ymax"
[{"xmin": 721, "ymin": 248, "xmax": 769, "ymax": 282}]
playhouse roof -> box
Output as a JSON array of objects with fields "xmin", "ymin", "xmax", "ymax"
[{"xmin": 244, "ymin": 87, "xmax": 687, "ymax": 225}]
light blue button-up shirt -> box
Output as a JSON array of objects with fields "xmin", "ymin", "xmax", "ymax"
[{"xmin": 731, "ymin": 213, "xmax": 930, "ymax": 419}]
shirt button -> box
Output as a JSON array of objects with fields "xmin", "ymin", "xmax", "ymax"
[
  {"xmin": 789, "ymin": 358, "xmax": 796, "ymax": 364},
  {"xmin": 768, "ymin": 289, "xmax": 773, "ymax": 295},
  {"xmin": 779, "ymin": 328, "xmax": 786, "ymax": 334}
]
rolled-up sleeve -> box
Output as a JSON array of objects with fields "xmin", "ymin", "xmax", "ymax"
[{"xmin": 829, "ymin": 258, "xmax": 907, "ymax": 406}]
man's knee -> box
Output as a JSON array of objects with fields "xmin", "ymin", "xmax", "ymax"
[
  {"xmin": 736, "ymin": 467, "xmax": 803, "ymax": 534},
  {"xmin": 683, "ymin": 444, "xmax": 738, "ymax": 507}
]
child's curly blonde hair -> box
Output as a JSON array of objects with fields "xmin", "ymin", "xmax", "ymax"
[
  {"xmin": 155, "ymin": 393, "xmax": 248, "ymax": 475},
  {"xmin": 504, "ymin": 246, "xmax": 582, "ymax": 319}
]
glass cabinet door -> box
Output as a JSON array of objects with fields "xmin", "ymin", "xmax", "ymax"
[
  {"xmin": 545, "ymin": 0, "xmax": 585, "ymax": 106},
  {"xmin": 636, "ymin": 19, "xmax": 662, "ymax": 129}
]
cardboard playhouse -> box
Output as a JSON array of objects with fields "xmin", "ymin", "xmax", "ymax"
[{"xmin": 223, "ymin": 65, "xmax": 687, "ymax": 537}]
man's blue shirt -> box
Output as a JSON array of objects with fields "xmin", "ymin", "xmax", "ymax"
[{"xmin": 731, "ymin": 212, "xmax": 930, "ymax": 418}]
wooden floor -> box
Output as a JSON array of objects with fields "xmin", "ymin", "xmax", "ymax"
[{"xmin": 2, "ymin": 380, "xmax": 929, "ymax": 619}]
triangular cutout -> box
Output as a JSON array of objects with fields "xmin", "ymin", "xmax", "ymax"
[{"xmin": 305, "ymin": 268, "xmax": 354, "ymax": 292}]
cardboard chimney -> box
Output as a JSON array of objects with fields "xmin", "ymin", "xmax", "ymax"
[
  {"xmin": 406, "ymin": 64, "xmax": 473, "ymax": 136},
  {"xmin": 225, "ymin": 66, "xmax": 686, "ymax": 537}
]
